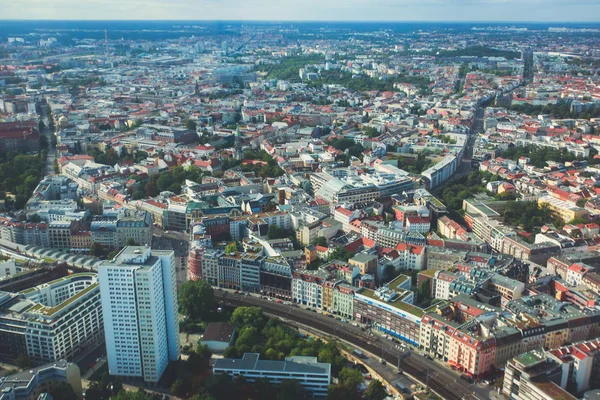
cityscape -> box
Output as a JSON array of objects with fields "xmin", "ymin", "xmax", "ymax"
[{"xmin": 1, "ymin": 11, "xmax": 600, "ymax": 400}]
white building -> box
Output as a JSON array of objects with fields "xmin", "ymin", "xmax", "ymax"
[
  {"xmin": 0, "ymin": 273, "xmax": 104, "ymax": 365},
  {"xmin": 292, "ymin": 271, "xmax": 327, "ymax": 309},
  {"xmin": 0, "ymin": 360, "xmax": 82, "ymax": 400},
  {"xmin": 98, "ymin": 246, "xmax": 181, "ymax": 383},
  {"xmin": 214, "ymin": 353, "xmax": 331, "ymax": 397}
]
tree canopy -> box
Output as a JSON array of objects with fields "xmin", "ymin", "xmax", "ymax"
[{"xmin": 178, "ymin": 280, "xmax": 215, "ymax": 320}]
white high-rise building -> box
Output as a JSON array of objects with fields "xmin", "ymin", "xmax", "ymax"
[{"xmin": 98, "ymin": 246, "xmax": 180, "ymax": 383}]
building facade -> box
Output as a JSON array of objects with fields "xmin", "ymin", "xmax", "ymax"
[{"xmin": 98, "ymin": 246, "xmax": 180, "ymax": 383}]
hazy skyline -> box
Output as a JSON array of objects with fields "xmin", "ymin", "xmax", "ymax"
[{"xmin": 3, "ymin": 0, "xmax": 600, "ymax": 22}]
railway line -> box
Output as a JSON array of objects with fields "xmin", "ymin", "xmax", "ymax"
[{"xmin": 216, "ymin": 292, "xmax": 484, "ymax": 400}]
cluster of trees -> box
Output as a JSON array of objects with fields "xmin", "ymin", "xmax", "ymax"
[
  {"xmin": 88, "ymin": 146, "xmax": 149, "ymax": 166},
  {"xmin": 305, "ymin": 70, "xmax": 431, "ymax": 94},
  {"xmin": 261, "ymin": 55, "xmax": 325, "ymax": 81},
  {"xmin": 393, "ymin": 153, "xmax": 433, "ymax": 174},
  {"xmin": 509, "ymin": 101, "xmax": 600, "ymax": 120},
  {"xmin": 438, "ymin": 170, "xmax": 489, "ymax": 218},
  {"xmin": 501, "ymin": 146, "xmax": 584, "ymax": 168},
  {"xmin": 178, "ymin": 280, "xmax": 215, "ymax": 320},
  {"xmin": 328, "ymin": 247, "xmax": 355, "ymax": 262},
  {"xmin": 169, "ymin": 345, "xmax": 213, "ymax": 397},
  {"xmin": 267, "ymin": 225, "xmax": 295, "ymax": 240},
  {"xmin": 416, "ymin": 279, "xmax": 432, "ymax": 305},
  {"xmin": 0, "ymin": 151, "xmax": 45, "ymax": 210},
  {"xmin": 328, "ymin": 368, "xmax": 387, "ymax": 400},
  {"xmin": 186, "ymin": 120, "xmax": 197, "ymax": 131},
  {"xmin": 328, "ymin": 137, "xmax": 365, "ymax": 159},
  {"xmin": 240, "ymin": 150, "xmax": 285, "ymax": 178},
  {"xmin": 128, "ymin": 166, "xmax": 205, "ymax": 200},
  {"xmin": 217, "ymin": 308, "xmax": 388, "ymax": 399},
  {"xmin": 504, "ymin": 201, "xmax": 554, "ymax": 233},
  {"xmin": 436, "ymin": 46, "xmax": 520, "ymax": 60},
  {"xmin": 224, "ymin": 307, "xmax": 347, "ymax": 372}
]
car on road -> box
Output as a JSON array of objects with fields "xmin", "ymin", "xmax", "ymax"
[
  {"xmin": 354, "ymin": 362, "xmax": 368, "ymax": 373},
  {"xmin": 460, "ymin": 374, "xmax": 474, "ymax": 384},
  {"xmin": 353, "ymin": 349, "xmax": 366, "ymax": 359}
]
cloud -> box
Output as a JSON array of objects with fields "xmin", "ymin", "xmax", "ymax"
[{"xmin": 3, "ymin": 0, "xmax": 600, "ymax": 21}]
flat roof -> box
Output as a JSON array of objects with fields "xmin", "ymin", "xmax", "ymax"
[
  {"xmin": 214, "ymin": 353, "xmax": 331, "ymax": 375},
  {"xmin": 515, "ymin": 350, "xmax": 545, "ymax": 367}
]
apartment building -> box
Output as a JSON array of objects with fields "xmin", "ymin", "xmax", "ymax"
[
  {"xmin": 90, "ymin": 210, "xmax": 152, "ymax": 249},
  {"xmin": 0, "ymin": 360, "xmax": 82, "ymax": 400},
  {"xmin": 538, "ymin": 196, "xmax": 588, "ymax": 223},
  {"xmin": 98, "ymin": 246, "xmax": 180, "ymax": 383},
  {"xmin": 503, "ymin": 350, "xmax": 576, "ymax": 400},
  {"xmin": 0, "ymin": 273, "xmax": 103, "ymax": 365},
  {"xmin": 214, "ymin": 353, "xmax": 331, "ymax": 398},
  {"xmin": 292, "ymin": 271, "xmax": 328, "ymax": 309},
  {"xmin": 353, "ymin": 275, "xmax": 437, "ymax": 346}
]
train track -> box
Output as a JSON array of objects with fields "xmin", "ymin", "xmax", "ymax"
[{"xmin": 217, "ymin": 293, "xmax": 479, "ymax": 400}]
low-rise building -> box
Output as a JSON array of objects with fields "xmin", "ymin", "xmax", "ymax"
[
  {"xmin": 200, "ymin": 322, "xmax": 236, "ymax": 353},
  {"xmin": 214, "ymin": 353, "xmax": 331, "ymax": 398}
]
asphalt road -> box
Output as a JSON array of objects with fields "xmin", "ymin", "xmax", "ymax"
[{"xmin": 215, "ymin": 292, "xmax": 492, "ymax": 400}]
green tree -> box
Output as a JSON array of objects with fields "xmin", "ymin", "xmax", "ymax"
[
  {"xmin": 327, "ymin": 384, "xmax": 361, "ymax": 400},
  {"xmin": 178, "ymin": 280, "xmax": 215, "ymax": 319},
  {"xmin": 417, "ymin": 279, "xmax": 431, "ymax": 304},
  {"xmin": 225, "ymin": 242, "xmax": 238, "ymax": 253},
  {"xmin": 230, "ymin": 307, "xmax": 266, "ymax": 330},
  {"xmin": 329, "ymin": 247, "xmax": 354, "ymax": 262},
  {"xmin": 90, "ymin": 242, "xmax": 105, "ymax": 258},
  {"xmin": 277, "ymin": 379, "xmax": 305, "ymax": 400},
  {"xmin": 314, "ymin": 236, "xmax": 327, "ymax": 247},
  {"xmin": 15, "ymin": 354, "xmax": 30, "ymax": 370},
  {"xmin": 144, "ymin": 182, "xmax": 158, "ymax": 197},
  {"xmin": 186, "ymin": 120, "xmax": 198, "ymax": 131},
  {"xmin": 39, "ymin": 134, "xmax": 49, "ymax": 150},
  {"xmin": 365, "ymin": 379, "xmax": 387, "ymax": 400},
  {"xmin": 111, "ymin": 377, "xmax": 123, "ymax": 395},
  {"xmin": 339, "ymin": 367, "xmax": 363, "ymax": 389},
  {"xmin": 113, "ymin": 389, "xmax": 150, "ymax": 400},
  {"xmin": 171, "ymin": 378, "xmax": 186, "ymax": 397},
  {"xmin": 125, "ymin": 238, "xmax": 137, "ymax": 246}
]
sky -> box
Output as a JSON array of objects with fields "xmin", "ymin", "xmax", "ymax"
[{"xmin": 3, "ymin": 0, "xmax": 600, "ymax": 22}]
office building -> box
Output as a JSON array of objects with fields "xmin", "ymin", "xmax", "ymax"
[{"xmin": 98, "ymin": 246, "xmax": 180, "ymax": 383}]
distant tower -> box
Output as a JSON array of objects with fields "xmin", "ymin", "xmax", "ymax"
[
  {"xmin": 194, "ymin": 80, "xmax": 199, "ymax": 96},
  {"xmin": 104, "ymin": 30, "xmax": 110, "ymax": 64},
  {"xmin": 234, "ymin": 124, "xmax": 242, "ymax": 161}
]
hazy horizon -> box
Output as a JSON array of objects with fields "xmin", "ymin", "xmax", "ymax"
[{"xmin": 3, "ymin": 0, "xmax": 600, "ymax": 23}]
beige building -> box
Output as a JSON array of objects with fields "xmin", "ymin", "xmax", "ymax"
[{"xmin": 538, "ymin": 196, "xmax": 588, "ymax": 223}]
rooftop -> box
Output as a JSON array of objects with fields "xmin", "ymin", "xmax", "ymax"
[
  {"xmin": 202, "ymin": 322, "xmax": 236, "ymax": 344},
  {"xmin": 515, "ymin": 350, "xmax": 546, "ymax": 368},
  {"xmin": 214, "ymin": 353, "xmax": 331, "ymax": 376}
]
